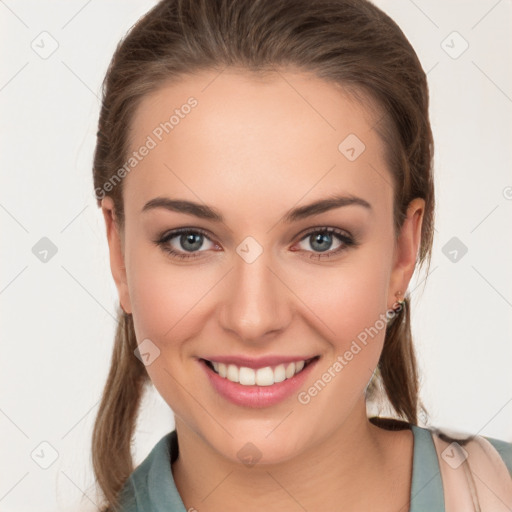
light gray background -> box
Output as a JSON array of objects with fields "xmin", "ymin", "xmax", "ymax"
[{"xmin": 1, "ymin": 1, "xmax": 511, "ymax": 510}]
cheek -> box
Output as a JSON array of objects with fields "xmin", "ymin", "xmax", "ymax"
[
  {"xmin": 125, "ymin": 251, "xmax": 216, "ymax": 411},
  {"xmin": 125, "ymin": 238, "xmax": 218, "ymax": 358},
  {"xmin": 289, "ymin": 245, "xmax": 392, "ymax": 403},
  {"xmin": 293, "ymin": 250, "xmax": 391, "ymax": 349},
  {"xmin": 128, "ymin": 262, "xmax": 177, "ymax": 344}
]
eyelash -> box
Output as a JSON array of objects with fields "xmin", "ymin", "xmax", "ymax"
[{"xmin": 154, "ymin": 226, "xmax": 359, "ymax": 261}]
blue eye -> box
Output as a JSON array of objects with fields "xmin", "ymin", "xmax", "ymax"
[
  {"xmin": 296, "ymin": 227, "xmax": 357, "ymax": 260},
  {"xmin": 156, "ymin": 228, "xmax": 216, "ymax": 260},
  {"xmin": 155, "ymin": 227, "xmax": 357, "ymax": 261}
]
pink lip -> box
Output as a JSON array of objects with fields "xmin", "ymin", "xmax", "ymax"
[
  {"xmin": 199, "ymin": 357, "xmax": 319, "ymax": 408},
  {"xmin": 200, "ymin": 354, "xmax": 317, "ymax": 369}
]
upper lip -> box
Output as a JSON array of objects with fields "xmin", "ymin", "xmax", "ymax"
[{"xmin": 200, "ymin": 354, "xmax": 319, "ymax": 369}]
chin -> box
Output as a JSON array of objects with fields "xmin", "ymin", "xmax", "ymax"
[
  {"xmin": 197, "ymin": 420, "xmax": 315, "ymax": 468},
  {"xmin": 219, "ymin": 435, "xmax": 305, "ymax": 468}
]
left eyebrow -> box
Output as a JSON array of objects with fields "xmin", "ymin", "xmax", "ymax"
[
  {"xmin": 141, "ymin": 193, "xmax": 372, "ymax": 223},
  {"xmin": 282, "ymin": 194, "xmax": 372, "ymax": 223}
]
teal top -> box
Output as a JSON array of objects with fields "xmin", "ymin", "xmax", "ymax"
[{"xmin": 118, "ymin": 421, "xmax": 512, "ymax": 511}]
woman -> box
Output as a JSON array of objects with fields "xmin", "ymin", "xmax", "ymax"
[{"xmin": 91, "ymin": 0, "xmax": 512, "ymax": 510}]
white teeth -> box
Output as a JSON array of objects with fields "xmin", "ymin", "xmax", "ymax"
[
  {"xmin": 273, "ymin": 364, "xmax": 286, "ymax": 383},
  {"xmin": 239, "ymin": 367, "xmax": 255, "ymax": 385},
  {"xmin": 285, "ymin": 362, "xmax": 296, "ymax": 379},
  {"xmin": 255, "ymin": 367, "xmax": 274, "ymax": 386},
  {"xmin": 226, "ymin": 364, "xmax": 239, "ymax": 383},
  {"xmin": 209, "ymin": 359, "xmax": 310, "ymax": 386}
]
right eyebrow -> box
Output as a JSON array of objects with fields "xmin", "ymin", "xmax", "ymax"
[{"xmin": 142, "ymin": 197, "xmax": 223, "ymax": 221}]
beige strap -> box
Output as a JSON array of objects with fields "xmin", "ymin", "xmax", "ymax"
[{"xmin": 431, "ymin": 430, "xmax": 512, "ymax": 511}]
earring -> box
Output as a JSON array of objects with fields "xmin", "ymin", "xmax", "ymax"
[
  {"xmin": 387, "ymin": 291, "xmax": 405, "ymax": 325},
  {"xmin": 391, "ymin": 292, "xmax": 405, "ymax": 312}
]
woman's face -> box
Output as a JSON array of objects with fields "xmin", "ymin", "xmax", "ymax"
[{"xmin": 103, "ymin": 69, "xmax": 423, "ymax": 464}]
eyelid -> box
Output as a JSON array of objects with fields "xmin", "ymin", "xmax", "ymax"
[
  {"xmin": 293, "ymin": 226, "xmax": 358, "ymax": 256},
  {"xmin": 296, "ymin": 225, "xmax": 353, "ymax": 239},
  {"xmin": 157, "ymin": 227, "xmax": 218, "ymax": 249}
]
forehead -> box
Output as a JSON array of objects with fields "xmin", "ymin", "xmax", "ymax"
[{"xmin": 123, "ymin": 69, "xmax": 393, "ymax": 221}]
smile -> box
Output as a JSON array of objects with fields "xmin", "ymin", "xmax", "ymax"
[{"xmin": 202, "ymin": 356, "xmax": 319, "ymax": 386}]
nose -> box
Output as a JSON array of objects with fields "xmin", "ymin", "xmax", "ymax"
[{"xmin": 217, "ymin": 246, "xmax": 292, "ymax": 343}]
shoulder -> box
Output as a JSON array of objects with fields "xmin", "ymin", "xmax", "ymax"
[
  {"xmin": 483, "ymin": 435, "xmax": 512, "ymax": 475},
  {"xmin": 370, "ymin": 418, "xmax": 512, "ymax": 509},
  {"xmin": 428, "ymin": 425, "xmax": 512, "ymax": 476},
  {"xmin": 427, "ymin": 425, "xmax": 512, "ymax": 510}
]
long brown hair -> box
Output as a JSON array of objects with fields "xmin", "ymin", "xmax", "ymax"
[{"xmin": 91, "ymin": 0, "xmax": 434, "ymax": 509}]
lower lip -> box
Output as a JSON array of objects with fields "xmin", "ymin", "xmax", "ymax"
[{"xmin": 200, "ymin": 358, "xmax": 319, "ymax": 408}]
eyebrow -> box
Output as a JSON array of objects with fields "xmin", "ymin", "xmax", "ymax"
[{"xmin": 141, "ymin": 194, "xmax": 372, "ymax": 223}]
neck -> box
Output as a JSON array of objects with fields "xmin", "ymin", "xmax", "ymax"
[{"xmin": 171, "ymin": 400, "xmax": 412, "ymax": 511}]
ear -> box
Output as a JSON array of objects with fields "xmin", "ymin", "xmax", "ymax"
[
  {"xmin": 388, "ymin": 197, "xmax": 425, "ymax": 308},
  {"xmin": 101, "ymin": 197, "xmax": 132, "ymax": 315}
]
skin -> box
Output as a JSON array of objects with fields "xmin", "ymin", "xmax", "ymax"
[{"xmin": 102, "ymin": 69, "xmax": 424, "ymax": 511}]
